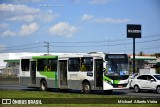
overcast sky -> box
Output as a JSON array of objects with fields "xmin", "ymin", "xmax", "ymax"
[{"xmin": 0, "ymin": 0, "xmax": 160, "ymax": 54}]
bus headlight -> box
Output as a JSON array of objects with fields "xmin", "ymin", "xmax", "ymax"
[
  {"xmin": 104, "ymin": 79, "xmax": 112, "ymax": 85},
  {"xmin": 108, "ymin": 81, "xmax": 112, "ymax": 85}
]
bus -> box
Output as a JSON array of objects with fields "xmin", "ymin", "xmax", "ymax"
[
  {"xmin": 19, "ymin": 55, "xmax": 58, "ymax": 91},
  {"xmin": 88, "ymin": 52, "xmax": 129, "ymax": 90},
  {"xmin": 19, "ymin": 53, "xmax": 129, "ymax": 94}
]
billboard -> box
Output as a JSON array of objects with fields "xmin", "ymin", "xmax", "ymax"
[{"xmin": 127, "ymin": 24, "xmax": 141, "ymax": 38}]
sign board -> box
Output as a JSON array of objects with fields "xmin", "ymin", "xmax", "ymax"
[{"xmin": 127, "ymin": 24, "xmax": 141, "ymax": 38}]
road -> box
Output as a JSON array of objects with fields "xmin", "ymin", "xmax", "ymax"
[{"xmin": 0, "ymin": 84, "xmax": 160, "ymax": 98}]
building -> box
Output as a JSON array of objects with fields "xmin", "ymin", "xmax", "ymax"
[
  {"xmin": 0, "ymin": 53, "xmax": 46, "ymax": 76},
  {"xmin": 129, "ymin": 55, "xmax": 157, "ymax": 73}
]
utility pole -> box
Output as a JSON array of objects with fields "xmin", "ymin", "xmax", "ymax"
[
  {"xmin": 133, "ymin": 38, "xmax": 135, "ymax": 73},
  {"xmin": 44, "ymin": 42, "xmax": 49, "ymax": 54}
]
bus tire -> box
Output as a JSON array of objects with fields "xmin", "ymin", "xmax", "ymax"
[
  {"xmin": 104, "ymin": 90, "xmax": 113, "ymax": 95},
  {"xmin": 82, "ymin": 82, "xmax": 91, "ymax": 94},
  {"xmin": 40, "ymin": 80, "xmax": 47, "ymax": 91}
]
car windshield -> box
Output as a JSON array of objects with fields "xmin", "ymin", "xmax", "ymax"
[{"xmin": 153, "ymin": 75, "xmax": 160, "ymax": 80}]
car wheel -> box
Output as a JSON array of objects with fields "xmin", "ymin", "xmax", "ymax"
[
  {"xmin": 82, "ymin": 82, "xmax": 91, "ymax": 94},
  {"xmin": 134, "ymin": 85, "xmax": 140, "ymax": 93},
  {"xmin": 156, "ymin": 86, "xmax": 160, "ymax": 94}
]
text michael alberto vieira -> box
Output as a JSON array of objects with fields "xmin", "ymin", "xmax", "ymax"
[{"xmin": 118, "ymin": 99, "xmax": 158, "ymax": 104}]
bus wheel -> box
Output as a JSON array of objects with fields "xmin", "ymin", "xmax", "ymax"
[
  {"xmin": 40, "ymin": 80, "xmax": 47, "ymax": 91},
  {"xmin": 82, "ymin": 82, "xmax": 91, "ymax": 94},
  {"xmin": 104, "ymin": 90, "xmax": 113, "ymax": 95}
]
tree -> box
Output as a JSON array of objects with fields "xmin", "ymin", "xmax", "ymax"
[
  {"xmin": 139, "ymin": 51, "xmax": 144, "ymax": 56},
  {"xmin": 154, "ymin": 53, "xmax": 160, "ymax": 58}
]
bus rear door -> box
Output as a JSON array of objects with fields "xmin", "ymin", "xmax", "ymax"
[
  {"xmin": 59, "ymin": 60, "xmax": 68, "ymax": 88},
  {"xmin": 30, "ymin": 61, "xmax": 36, "ymax": 85}
]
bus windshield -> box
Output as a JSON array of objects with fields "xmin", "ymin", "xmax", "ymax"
[{"xmin": 104, "ymin": 54, "xmax": 129, "ymax": 77}]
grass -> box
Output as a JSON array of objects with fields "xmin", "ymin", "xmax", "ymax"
[
  {"xmin": 0, "ymin": 90, "xmax": 159, "ymax": 107},
  {"xmin": 0, "ymin": 90, "xmax": 126, "ymax": 98}
]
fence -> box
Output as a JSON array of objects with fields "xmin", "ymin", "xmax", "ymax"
[{"xmin": 0, "ymin": 68, "xmax": 19, "ymax": 77}]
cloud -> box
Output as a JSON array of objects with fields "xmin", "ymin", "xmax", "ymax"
[
  {"xmin": 7, "ymin": 15, "xmax": 34, "ymax": 22},
  {"xmin": 0, "ymin": 23, "xmax": 9, "ymax": 29},
  {"xmin": 81, "ymin": 14, "xmax": 130, "ymax": 24},
  {"xmin": 0, "ymin": 4, "xmax": 58, "ymax": 37},
  {"xmin": 2, "ymin": 30, "xmax": 16, "ymax": 37},
  {"xmin": 69, "ymin": 0, "xmax": 81, "ymax": 4},
  {"xmin": 0, "ymin": 3, "xmax": 58, "ymax": 22},
  {"xmin": 94, "ymin": 17, "xmax": 130, "ymax": 24},
  {"xmin": 0, "ymin": 3, "xmax": 40, "ymax": 14},
  {"xmin": 81, "ymin": 14, "xmax": 94, "ymax": 21},
  {"xmin": 48, "ymin": 22, "xmax": 77, "ymax": 37},
  {"xmin": 19, "ymin": 23, "xmax": 39, "ymax": 36},
  {"xmin": 1, "ymin": 23, "xmax": 39, "ymax": 37},
  {"xmin": 37, "ymin": 14, "xmax": 58, "ymax": 22},
  {"xmin": 89, "ymin": 0, "xmax": 111, "ymax": 4}
]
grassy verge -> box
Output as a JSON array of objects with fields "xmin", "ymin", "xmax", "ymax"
[{"xmin": 0, "ymin": 90, "xmax": 159, "ymax": 107}]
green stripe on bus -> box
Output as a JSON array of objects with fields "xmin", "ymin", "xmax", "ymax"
[
  {"xmin": 103, "ymin": 76, "xmax": 120, "ymax": 84},
  {"xmin": 32, "ymin": 55, "xmax": 58, "ymax": 59},
  {"xmin": 103, "ymin": 76, "xmax": 112, "ymax": 82},
  {"xmin": 113, "ymin": 80, "xmax": 120, "ymax": 84},
  {"xmin": 39, "ymin": 71, "xmax": 58, "ymax": 88},
  {"xmin": 39, "ymin": 71, "xmax": 56, "ymax": 78}
]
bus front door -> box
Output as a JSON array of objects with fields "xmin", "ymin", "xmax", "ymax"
[
  {"xmin": 95, "ymin": 59, "xmax": 103, "ymax": 89},
  {"xmin": 59, "ymin": 60, "xmax": 68, "ymax": 88},
  {"xmin": 30, "ymin": 61, "xmax": 36, "ymax": 85}
]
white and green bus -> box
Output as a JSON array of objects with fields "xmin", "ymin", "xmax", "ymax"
[
  {"xmin": 19, "ymin": 53, "xmax": 129, "ymax": 94},
  {"xmin": 19, "ymin": 55, "xmax": 58, "ymax": 91},
  {"xmin": 88, "ymin": 52, "xmax": 129, "ymax": 90}
]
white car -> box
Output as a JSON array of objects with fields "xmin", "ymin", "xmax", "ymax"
[
  {"xmin": 130, "ymin": 74, "xmax": 160, "ymax": 93},
  {"xmin": 128, "ymin": 73, "xmax": 139, "ymax": 88}
]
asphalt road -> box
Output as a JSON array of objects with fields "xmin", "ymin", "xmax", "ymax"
[{"xmin": 0, "ymin": 84, "xmax": 160, "ymax": 98}]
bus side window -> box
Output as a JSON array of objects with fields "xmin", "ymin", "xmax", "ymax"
[
  {"xmin": 21, "ymin": 59, "xmax": 30, "ymax": 71},
  {"xmin": 68, "ymin": 58, "xmax": 80, "ymax": 71},
  {"xmin": 80, "ymin": 57, "xmax": 93, "ymax": 71},
  {"xmin": 50, "ymin": 59, "xmax": 57, "ymax": 71},
  {"xmin": 37, "ymin": 59, "xmax": 47, "ymax": 71}
]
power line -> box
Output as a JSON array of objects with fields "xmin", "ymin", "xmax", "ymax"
[
  {"xmin": 110, "ymin": 46, "xmax": 160, "ymax": 52},
  {"xmin": 6, "ymin": 42, "xmax": 43, "ymax": 49},
  {"xmin": 2, "ymin": 38, "xmax": 160, "ymax": 53},
  {"xmin": 3, "ymin": 45, "xmax": 44, "ymax": 52},
  {"xmin": 50, "ymin": 34, "xmax": 160, "ymax": 44},
  {"xmin": 51, "ymin": 38, "xmax": 160, "ymax": 47},
  {"xmin": 1, "ymin": 34, "xmax": 160, "ymax": 49},
  {"xmin": 1, "ymin": 34, "xmax": 160, "ymax": 52}
]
